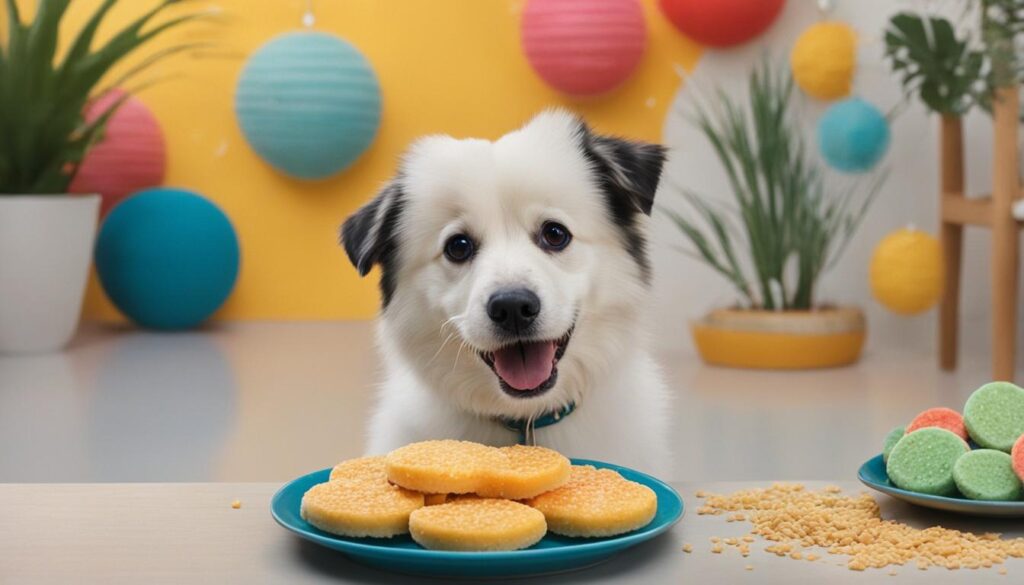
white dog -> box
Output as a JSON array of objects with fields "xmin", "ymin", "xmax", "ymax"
[{"xmin": 341, "ymin": 110, "xmax": 671, "ymax": 476}]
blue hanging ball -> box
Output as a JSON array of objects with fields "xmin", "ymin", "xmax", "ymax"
[
  {"xmin": 235, "ymin": 31, "xmax": 382, "ymax": 180},
  {"xmin": 95, "ymin": 188, "xmax": 240, "ymax": 330},
  {"xmin": 817, "ymin": 98, "xmax": 891, "ymax": 173}
]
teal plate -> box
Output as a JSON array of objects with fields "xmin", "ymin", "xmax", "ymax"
[
  {"xmin": 858, "ymin": 454, "xmax": 1024, "ymax": 517},
  {"xmin": 272, "ymin": 458, "xmax": 684, "ymax": 578}
]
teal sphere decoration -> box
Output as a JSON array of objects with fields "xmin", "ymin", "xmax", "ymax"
[
  {"xmin": 235, "ymin": 32, "xmax": 382, "ymax": 180},
  {"xmin": 817, "ymin": 98, "xmax": 890, "ymax": 173},
  {"xmin": 95, "ymin": 188, "xmax": 240, "ymax": 330}
]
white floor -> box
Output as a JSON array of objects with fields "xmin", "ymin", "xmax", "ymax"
[{"xmin": 0, "ymin": 322, "xmax": 1017, "ymax": 484}]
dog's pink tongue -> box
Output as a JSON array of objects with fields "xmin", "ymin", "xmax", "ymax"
[{"xmin": 493, "ymin": 341, "xmax": 557, "ymax": 391}]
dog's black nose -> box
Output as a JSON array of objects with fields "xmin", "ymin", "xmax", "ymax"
[{"xmin": 487, "ymin": 288, "xmax": 541, "ymax": 333}]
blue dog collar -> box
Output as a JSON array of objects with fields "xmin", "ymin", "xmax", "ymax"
[{"xmin": 498, "ymin": 402, "xmax": 576, "ymax": 445}]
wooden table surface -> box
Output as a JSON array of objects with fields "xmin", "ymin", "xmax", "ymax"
[{"xmin": 2, "ymin": 481, "xmax": 1022, "ymax": 584}]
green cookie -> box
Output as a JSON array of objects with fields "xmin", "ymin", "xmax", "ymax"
[
  {"xmin": 964, "ymin": 382, "xmax": 1024, "ymax": 452},
  {"xmin": 886, "ymin": 428, "xmax": 969, "ymax": 496},
  {"xmin": 882, "ymin": 426, "xmax": 905, "ymax": 463},
  {"xmin": 953, "ymin": 449, "xmax": 1023, "ymax": 501}
]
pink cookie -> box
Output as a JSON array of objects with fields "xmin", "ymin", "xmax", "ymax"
[
  {"xmin": 906, "ymin": 407, "xmax": 968, "ymax": 440},
  {"xmin": 1013, "ymin": 434, "xmax": 1024, "ymax": 483}
]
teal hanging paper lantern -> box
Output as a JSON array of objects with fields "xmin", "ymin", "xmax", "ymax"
[
  {"xmin": 817, "ymin": 98, "xmax": 890, "ymax": 173},
  {"xmin": 235, "ymin": 31, "xmax": 382, "ymax": 180}
]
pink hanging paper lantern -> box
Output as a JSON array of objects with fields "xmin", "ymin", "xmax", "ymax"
[
  {"xmin": 521, "ymin": 0, "xmax": 647, "ymax": 97},
  {"xmin": 69, "ymin": 90, "xmax": 166, "ymax": 216}
]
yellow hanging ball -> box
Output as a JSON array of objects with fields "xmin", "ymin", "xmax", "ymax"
[
  {"xmin": 790, "ymin": 22, "xmax": 856, "ymax": 101},
  {"xmin": 869, "ymin": 228, "xmax": 944, "ymax": 315}
]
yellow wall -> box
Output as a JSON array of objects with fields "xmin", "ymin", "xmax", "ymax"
[{"xmin": 47, "ymin": 0, "xmax": 701, "ymax": 320}]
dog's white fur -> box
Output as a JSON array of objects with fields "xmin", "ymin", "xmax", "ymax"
[{"xmin": 347, "ymin": 111, "xmax": 671, "ymax": 477}]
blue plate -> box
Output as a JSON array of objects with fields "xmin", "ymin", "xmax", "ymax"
[
  {"xmin": 858, "ymin": 454, "xmax": 1024, "ymax": 517},
  {"xmin": 272, "ymin": 458, "xmax": 684, "ymax": 578}
]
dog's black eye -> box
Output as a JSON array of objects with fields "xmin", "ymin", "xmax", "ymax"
[
  {"xmin": 443, "ymin": 234, "xmax": 475, "ymax": 263},
  {"xmin": 539, "ymin": 221, "xmax": 572, "ymax": 251}
]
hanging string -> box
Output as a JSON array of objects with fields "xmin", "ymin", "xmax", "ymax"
[{"xmin": 302, "ymin": 0, "xmax": 315, "ymax": 28}]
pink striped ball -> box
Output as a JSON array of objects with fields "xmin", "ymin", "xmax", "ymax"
[
  {"xmin": 69, "ymin": 90, "xmax": 166, "ymax": 216},
  {"xmin": 521, "ymin": 0, "xmax": 647, "ymax": 97}
]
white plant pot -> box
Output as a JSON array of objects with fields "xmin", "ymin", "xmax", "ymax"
[{"xmin": 0, "ymin": 195, "xmax": 100, "ymax": 353}]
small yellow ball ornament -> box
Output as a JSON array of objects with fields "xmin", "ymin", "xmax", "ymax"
[
  {"xmin": 790, "ymin": 22, "xmax": 856, "ymax": 101},
  {"xmin": 869, "ymin": 228, "xmax": 944, "ymax": 315}
]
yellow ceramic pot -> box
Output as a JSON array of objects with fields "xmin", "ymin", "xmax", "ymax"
[{"xmin": 691, "ymin": 307, "xmax": 866, "ymax": 370}]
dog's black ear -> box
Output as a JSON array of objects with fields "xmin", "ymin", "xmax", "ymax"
[
  {"xmin": 340, "ymin": 182, "xmax": 404, "ymax": 277},
  {"xmin": 577, "ymin": 123, "xmax": 666, "ymax": 216}
]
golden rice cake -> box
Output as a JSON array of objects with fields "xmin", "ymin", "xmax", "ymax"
[
  {"xmin": 480, "ymin": 444, "xmax": 572, "ymax": 499},
  {"xmin": 526, "ymin": 465, "xmax": 657, "ymax": 537},
  {"xmin": 329, "ymin": 456, "xmax": 448, "ymax": 505},
  {"xmin": 385, "ymin": 440, "xmax": 569, "ymax": 498},
  {"xmin": 386, "ymin": 440, "xmax": 506, "ymax": 494},
  {"xmin": 300, "ymin": 480, "xmax": 424, "ymax": 538},
  {"xmin": 328, "ymin": 455, "xmax": 387, "ymax": 483},
  {"xmin": 409, "ymin": 498, "xmax": 547, "ymax": 551}
]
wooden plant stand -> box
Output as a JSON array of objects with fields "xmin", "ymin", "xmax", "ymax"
[{"xmin": 939, "ymin": 85, "xmax": 1022, "ymax": 381}]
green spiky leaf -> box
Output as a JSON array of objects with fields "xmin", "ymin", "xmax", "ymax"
[{"xmin": 1, "ymin": 0, "xmax": 206, "ymax": 194}]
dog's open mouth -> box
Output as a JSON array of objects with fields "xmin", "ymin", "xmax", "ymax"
[{"xmin": 479, "ymin": 328, "xmax": 573, "ymax": 398}]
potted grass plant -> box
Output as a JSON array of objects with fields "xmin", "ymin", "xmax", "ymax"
[
  {"xmin": 665, "ymin": 61, "xmax": 885, "ymax": 369},
  {"xmin": 0, "ymin": 0, "xmax": 204, "ymax": 352}
]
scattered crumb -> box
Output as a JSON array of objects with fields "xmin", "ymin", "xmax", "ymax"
[
  {"xmin": 682, "ymin": 543, "xmax": 693, "ymax": 553},
  {"xmin": 999, "ymin": 566, "xmax": 1008, "ymax": 575},
  {"xmin": 695, "ymin": 490, "xmax": 707, "ymax": 498},
  {"xmin": 231, "ymin": 500, "xmax": 241, "ymax": 509},
  {"xmin": 745, "ymin": 564, "xmax": 754, "ymax": 571},
  {"xmin": 889, "ymin": 569, "xmax": 898, "ymax": 576},
  {"xmin": 697, "ymin": 484, "xmax": 1024, "ymax": 572}
]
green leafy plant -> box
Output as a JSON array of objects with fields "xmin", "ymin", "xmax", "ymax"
[
  {"xmin": 0, "ymin": 0, "xmax": 207, "ymax": 195},
  {"xmin": 664, "ymin": 61, "xmax": 884, "ymax": 311},
  {"xmin": 884, "ymin": 12, "xmax": 984, "ymax": 115},
  {"xmin": 885, "ymin": 3, "xmax": 1023, "ymax": 117}
]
